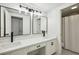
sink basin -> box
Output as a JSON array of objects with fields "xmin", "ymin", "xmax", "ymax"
[{"xmin": 0, "ymin": 41, "xmax": 21, "ymax": 50}]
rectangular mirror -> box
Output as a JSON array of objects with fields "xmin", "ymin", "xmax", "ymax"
[
  {"xmin": 11, "ymin": 16, "xmax": 23, "ymax": 36},
  {"xmin": 32, "ymin": 14, "xmax": 48, "ymax": 34},
  {"xmin": 0, "ymin": 6, "xmax": 31, "ymax": 37}
]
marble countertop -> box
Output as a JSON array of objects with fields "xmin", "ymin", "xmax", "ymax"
[{"xmin": 0, "ymin": 34, "xmax": 57, "ymax": 54}]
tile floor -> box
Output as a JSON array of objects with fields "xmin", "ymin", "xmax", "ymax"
[{"xmin": 61, "ymin": 48, "xmax": 79, "ymax": 55}]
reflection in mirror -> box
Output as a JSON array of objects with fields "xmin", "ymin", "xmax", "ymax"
[
  {"xmin": 0, "ymin": 7, "xmax": 1, "ymax": 37},
  {"xmin": 0, "ymin": 6, "xmax": 31, "ymax": 37},
  {"xmin": 32, "ymin": 14, "xmax": 48, "ymax": 34},
  {"xmin": 32, "ymin": 15, "xmax": 41, "ymax": 34},
  {"xmin": 11, "ymin": 16, "xmax": 23, "ymax": 36}
]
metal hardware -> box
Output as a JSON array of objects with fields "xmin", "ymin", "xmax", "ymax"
[
  {"xmin": 37, "ymin": 45, "xmax": 40, "ymax": 48},
  {"xmin": 51, "ymin": 42, "xmax": 53, "ymax": 45}
]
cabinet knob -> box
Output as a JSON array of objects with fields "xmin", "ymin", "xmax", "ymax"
[
  {"xmin": 37, "ymin": 45, "xmax": 40, "ymax": 48},
  {"xmin": 51, "ymin": 42, "xmax": 53, "ymax": 45}
]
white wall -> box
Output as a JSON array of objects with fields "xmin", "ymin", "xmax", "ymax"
[{"xmin": 47, "ymin": 3, "xmax": 75, "ymax": 54}]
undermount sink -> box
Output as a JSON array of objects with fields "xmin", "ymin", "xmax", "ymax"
[{"xmin": 0, "ymin": 41, "xmax": 21, "ymax": 50}]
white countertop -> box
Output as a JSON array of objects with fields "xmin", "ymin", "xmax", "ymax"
[{"xmin": 0, "ymin": 34, "xmax": 57, "ymax": 54}]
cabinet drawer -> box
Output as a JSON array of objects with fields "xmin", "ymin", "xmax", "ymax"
[
  {"xmin": 27, "ymin": 43, "xmax": 46, "ymax": 53},
  {"xmin": 3, "ymin": 48, "xmax": 27, "ymax": 55},
  {"xmin": 46, "ymin": 39, "xmax": 57, "ymax": 55}
]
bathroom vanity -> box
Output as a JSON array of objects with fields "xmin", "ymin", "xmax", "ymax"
[
  {"xmin": 0, "ymin": 35, "xmax": 57, "ymax": 55},
  {"xmin": 0, "ymin": 5, "xmax": 58, "ymax": 55}
]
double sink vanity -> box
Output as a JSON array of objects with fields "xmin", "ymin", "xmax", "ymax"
[
  {"xmin": 0, "ymin": 35, "xmax": 57, "ymax": 55},
  {"xmin": 0, "ymin": 5, "xmax": 58, "ymax": 55}
]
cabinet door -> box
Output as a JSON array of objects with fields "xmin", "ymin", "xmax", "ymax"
[
  {"xmin": 3, "ymin": 48, "xmax": 27, "ymax": 55},
  {"xmin": 46, "ymin": 39, "xmax": 57, "ymax": 55}
]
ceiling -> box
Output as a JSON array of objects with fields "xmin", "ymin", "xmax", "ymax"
[
  {"xmin": 62, "ymin": 3, "xmax": 79, "ymax": 17},
  {"xmin": 0, "ymin": 3, "xmax": 64, "ymax": 14},
  {"xmin": 28, "ymin": 3, "xmax": 64, "ymax": 13}
]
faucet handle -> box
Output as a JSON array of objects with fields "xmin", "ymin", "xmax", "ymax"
[
  {"xmin": 42, "ymin": 30, "xmax": 45, "ymax": 37},
  {"xmin": 11, "ymin": 32, "xmax": 13, "ymax": 35},
  {"xmin": 11, "ymin": 32, "xmax": 13, "ymax": 43}
]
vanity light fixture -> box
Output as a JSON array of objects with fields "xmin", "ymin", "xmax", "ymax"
[
  {"xmin": 19, "ymin": 5, "xmax": 22, "ymax": 8},
  {"xmin": 39, "ymin": 11, "xmax": 41, "ymax": 14},
  {"xmin": 19, "ymin": 4, "xmax": 42, "ymax": 14},
  {"xmin": 29, "ymin": 8, "xmax": 33, "ymax": 12},
  {"xmin": 26, "ymin": 7, "xmax": 28, "ymax": 9},
  {"xmin": 32, "ymin": 9, "xmax": 34, "ymax": 13},
  {"xmin": 18, "ymin": 7, "xmax": 22, "ymax": 13},
  {"xmin": 71, "ymin": 6, "xmax": 77, "ymax": 9}
]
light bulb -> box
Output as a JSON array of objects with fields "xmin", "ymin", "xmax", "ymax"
[
  {"xmin": 71, "ymin": 6, "xmax": 77, "ymax": 9},
  {"xmin": 18, "ymin": 8, "xmax": 21, "ymax": 13}
]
